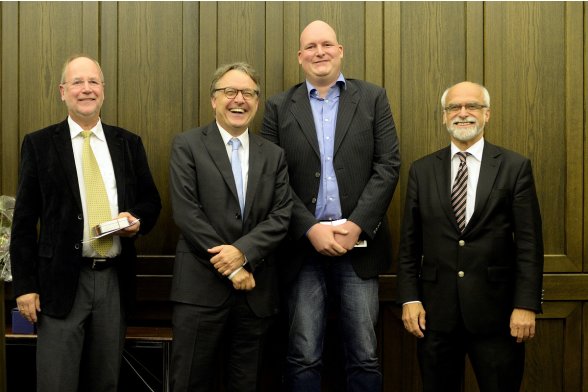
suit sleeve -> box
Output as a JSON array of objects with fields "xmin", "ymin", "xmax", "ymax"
[
  {"xmin": 347, "ymin": 87, "xmax": 400, "ymax": 239},
  {"xmin": 127, "ymin": 136, "xmax": 161, "ymax": 235},
  {"xmin": 511, "ymin": 159, "xmax": 544, "ymax": 312},
  {"xmin": 262, "ymin": 98, "xmax": 319, "ymax": 239},
  {"xmin": 10, "ymin": 135, "xmax": 42, "ymax": 297},
  {"xmin": 396, "ymin": 163, "xmax": 423, "ymax": 304},
  {"xmin": 169, "ymin": 133, "xmax": 226, "ymax": 257},
  {"xmin": 232, "ymin": 148, "xmax": 293, "ymax": 270}
]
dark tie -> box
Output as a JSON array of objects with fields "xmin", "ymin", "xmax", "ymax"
[
  {"xmin": 229, "ymin": 138, "xmax": 245, "ymax": 215},
  {"xmin": 451, "ymin": 152, "xmax": 469, "ymax": 232}
]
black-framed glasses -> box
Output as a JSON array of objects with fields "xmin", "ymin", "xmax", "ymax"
[
  {"xmin": 213, "ymin": 87, "xmax": 259, "ymax": 100},
  {"xmin": 444, "ymin": 103, "xmax": 488, "ymax": 114}
]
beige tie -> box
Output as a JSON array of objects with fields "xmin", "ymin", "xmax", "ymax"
[{"xmin": 81, "ymin": 130, "xmax": 113, "ymax": 256}]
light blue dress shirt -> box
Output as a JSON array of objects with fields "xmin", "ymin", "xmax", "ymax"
[{"xmin": 306, "ymin": 74, "xmax": 346, "ymax": 221}]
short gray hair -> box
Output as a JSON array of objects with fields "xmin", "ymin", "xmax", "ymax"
[
  {"xmin": 441, "ymin": 82, "xmax": 490, "ymax": 108},
  {"xmin": 209, "ymin": 62, "xmax": 260, "ymax": 97}
]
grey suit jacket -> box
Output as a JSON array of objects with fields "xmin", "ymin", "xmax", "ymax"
[
  {"xmin": 397, "ymin": 142, "xmax": 544, "ymax": 334},
  {"xmin": 169, "ymin": 122, "xmax": 292, "ymax": 317},
  {"xmin": 262, "ymin": 79, "xmax": 400, "ymax": 282}
]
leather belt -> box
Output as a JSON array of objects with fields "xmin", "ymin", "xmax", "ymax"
[{"xmin": 81, "ymin": 257, "xmax": 116, "ymax": 271}]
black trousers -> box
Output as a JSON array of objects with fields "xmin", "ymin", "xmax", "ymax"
[
  {"xmin": 171, "ymin": 293, "xmax": 273, "ymax": 392},
  {"xmin": 417, "ymin": 320, "xmax": 525, "ymax": 392}
]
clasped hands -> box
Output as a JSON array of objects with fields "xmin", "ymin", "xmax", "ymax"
[
  {"xmin": 208, "ymin": 245, "xmax": 255, "ymax": 291},
  {"xmin": 307, "ymin": 220, "xmax": 362, "ymax": 256}
]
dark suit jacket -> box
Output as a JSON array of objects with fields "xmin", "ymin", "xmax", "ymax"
[
  {"xmin": 10, "ymin": 119, "xmax": 162, "ymax": 318},
  {"xmin": 397, "ymin": 141, "xmax": 544, "ymax": 335},
  {"xmin": 261, "ymin": 79, "xmax": 400, "ymax": 282},
  {"xmin": 168, "ymin": 123, "xmax": 292, "ymax": 318}
]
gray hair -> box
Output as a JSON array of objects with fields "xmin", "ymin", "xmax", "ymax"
[
  {"xmin": 209, "ymin": 62, "xmax": 261, "ymax": 97},
  {"xmin": 441, "ymin": 82, "xmax": 490, "ymax": 108}
]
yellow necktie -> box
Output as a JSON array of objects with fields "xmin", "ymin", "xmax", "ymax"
[{"xmin": 81, "ymin": 130, "xmax": 113, "ymax": 256}]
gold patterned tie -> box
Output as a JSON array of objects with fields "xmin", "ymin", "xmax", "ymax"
[{"xmin": 81, "ymin": 130, "xmax": 113, "ymax": 256}]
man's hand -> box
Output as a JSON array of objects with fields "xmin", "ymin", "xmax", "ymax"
[
  {"xmin": 402, "ymin": 302, "xmax": 426, "ymax": 338},
  {"xmin": 208, "ymin": 245, "xmax": 245, "ymax": 276},
  {"xmin": 510, "ymin": 308, "xmax": 536, "ymax": 343},
  {"xmin": 333, "ymin": 221, "xmax": 362, "ymax": 251},
  {"xmin": 16, "ymin": 293, "xmax": 41, "ymax": 324},
  {"xmin": 116, "ymin": 212, "xmax": 140, "ymax": 237},
  {"xmin": 230, "ymin": 269, "xmax": 256, "ymax": 291},
  {"xmin": 307, "ymin": 223, "xmax": 348, "ymax": 256}
]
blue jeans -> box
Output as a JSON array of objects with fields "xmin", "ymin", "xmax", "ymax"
[{"xmin": 284, "ymin": 255, "xmax": 381, "ymax": 391}]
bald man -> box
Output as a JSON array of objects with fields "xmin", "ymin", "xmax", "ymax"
[
  {"xmin": 397, "ymin": 81, "xmax": 543, "ymax": 391},
  {"xmin": 262, "ymin": 20, "xmax": 400, "ymax": 391}
]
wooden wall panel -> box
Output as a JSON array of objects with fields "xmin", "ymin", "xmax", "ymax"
[{"xmin": 0, "ymin": 2, "xmax": 586, "ymax": 391}]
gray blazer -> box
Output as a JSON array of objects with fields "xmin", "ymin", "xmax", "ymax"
[{"xmin": 169, "ymin": 122, "xmax": 292, "ymax": 317}]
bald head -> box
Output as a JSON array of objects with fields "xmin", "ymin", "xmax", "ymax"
[{"xmin": 298, "ymin": 20, "xmax": 343, "ymax": 89}]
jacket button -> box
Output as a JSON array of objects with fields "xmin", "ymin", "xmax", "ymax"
[
  {"xmin": 311, "ymin": 198, "xmax": 317, "ymax": 204},
  {"xmin": 74, "ymin": 243, "xmax": 80, "ymax": 250},
  {"xmin": 458, "ymin": 271, "xmax": 465, "ymax": 278},
  {"xmin": 315, "ymin": 172, "xmax": 321, "ymax": 178},
  {"xmin": 77, "ymin": 214, "xmax": 83, "ymax": 220},
  {"xmin": 458, "ymin": 240, "xmax": 465, "ymax": 246}
]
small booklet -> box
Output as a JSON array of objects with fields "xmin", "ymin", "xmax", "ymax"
[{"xmin": 92, "ymin": 217, "xmax": 136, "ymax": 238}]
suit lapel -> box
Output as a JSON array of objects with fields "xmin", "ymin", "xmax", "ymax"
[
  {"xmin": 333, "ymin": 82, "xmax": 359, "ymax": 155},
  {"xmin": 244, "ymin": 133, "xmax": 263, "ymax": 220},
  {"xmin": 103, "ymin": 124, "xmax": 126, "ymax": 210},
  {"xmin": 433, "ymin": 147, "xmax": 459, "ymax": 231},
  {"xmin": 202, "ymin": 123, "xmax": 241, "ymax": 206},
  {"xmin": 466, "ymin": 142, "xmax": 502, "ymax": 233},
  {"xmin": 290, "ymin": 84, "xmax": 320, "ymax": 157},
  {"xmin": 52, "ymin": 120, "xmax": 83, "ymax": 211}
]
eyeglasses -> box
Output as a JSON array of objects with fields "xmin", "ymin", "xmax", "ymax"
[
  {"xmin": 61, "ymin": 79, "xmax": 104, "ymax": 89},
  {"xmin": 213, "ymin": 87, "xmax": 259, "ymax": 100},
  {"xmin": 444, "ymin": 103, "xmax": 488, "ymax": 114}
]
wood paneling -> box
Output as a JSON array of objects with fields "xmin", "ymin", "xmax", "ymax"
[{"xmin": 0, "ymin": 2, "xmax": 586, "ymax": 391}]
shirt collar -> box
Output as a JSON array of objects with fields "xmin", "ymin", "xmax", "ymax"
[
  {"xmin": 216, "ymin": 122, "xmax": 250, "ymax": 150},
  {"xmin": 451, "ymin": 137, "xmax": 484, "ymax": 162},
  {"xmin": 306, "ymin": 73, "xmax": 346, "ymax": 98},
  {"xmin": 68, "ymin": 116, "xmax": 105, "ymax": 141}
]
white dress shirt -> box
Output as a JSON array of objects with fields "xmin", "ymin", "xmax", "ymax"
[
  {"xmin": 450, "ymin": 137, "xmax": 484, "ymax": 227},
  {"xmin": 217, "ymin": 123, "xmax": 250, "ymax": 198},
  {"xmin": 69, "ymin": 116, "xmax": 120, "ymax": 257}
]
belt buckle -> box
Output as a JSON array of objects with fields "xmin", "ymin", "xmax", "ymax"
[{"xmin": 92, "ymin": 258, "xmax": 107, "ymax": 269}]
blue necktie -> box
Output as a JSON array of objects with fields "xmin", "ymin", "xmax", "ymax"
[{"xmin": 229, "ymin": 138, "xmax": 245, "ymax": 215}]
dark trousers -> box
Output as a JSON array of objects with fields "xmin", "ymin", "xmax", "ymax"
[
  {"xmin": 36, "ymin": 266, "xmax": 125, "ymax": 392},
  {"xmin": 417, "ymin": 321, "xmax": 525, "ymax": 392},
  {"xmin": 171, "ymin": 293, "xmax": 273, "ymax": 392}
]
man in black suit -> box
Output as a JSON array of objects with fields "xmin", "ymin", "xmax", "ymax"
[
  {"xmin": 262, "ymin": 20, "xmax": 400, "ymax": 391},
  {"xmin": 169, "ymin": 62, "xmax": 292, "ymax": 392},
  {"xmin": 397, "ymin": 81, "xmax": 544, "ymax": 391},
  {"xmin": 10, "ymin": 54, "xmax": 161, "ymax": 392}
]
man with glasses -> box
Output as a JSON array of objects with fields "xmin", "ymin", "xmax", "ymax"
[
  {"xmin": 10, "ymin": 54, "xmax": 162, "ymax": 391},
  {"xmin": 262, "ymin": 20, "xmax": 400, "ymax": 391},
  {"xmin": 397, "ymin": 81, "xmax": 544, "ymax": 391},
  {"xmin": 169, "ymin": 62, "xmax": 292, "ymax": 391}
]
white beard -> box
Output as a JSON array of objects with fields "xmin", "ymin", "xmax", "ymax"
[{"xmin": 447, "ymin": 120, "xmax": 484, "ymax": 142}]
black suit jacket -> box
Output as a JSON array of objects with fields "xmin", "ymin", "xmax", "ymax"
[
  {"xmin": 397, "ymin": 142, "xmax": 544, "ymax": 335},
  {"xmin": 262, "ymin": 79, "xmax": 400, "ymax": 282},
  {"xmin": 10, "ymin": 119, "xmax": 162, "ymax": 318},
  {"xmin": 168, "ymin": 123, "xmax": 292, "ymax": 318}
]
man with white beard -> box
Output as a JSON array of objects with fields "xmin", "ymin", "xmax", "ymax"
[{"xmin": 397, "ymin": 81, "xmax": 544, "ymax": 391}]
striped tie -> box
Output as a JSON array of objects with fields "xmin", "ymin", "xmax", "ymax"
[
  {"xmin": 81, "ymin": 130, "xmax": 113, "ymax": 256},
  {"xmin": 451, "ymin": 152, "xmax": 470, "ymax": 232}
]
